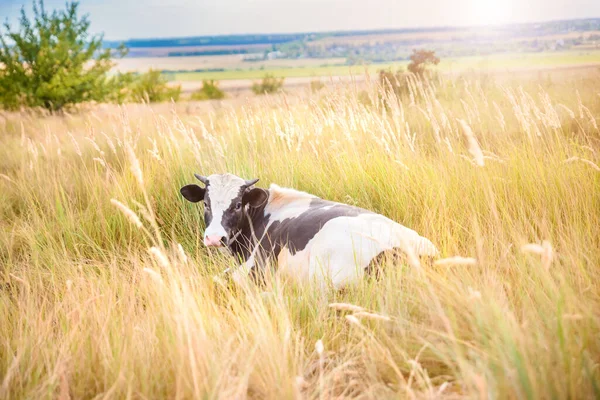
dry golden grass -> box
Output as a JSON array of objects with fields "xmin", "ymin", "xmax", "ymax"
[{"xmin": 1, "ymin": 70, "xmax": 600, "ymax": 399}]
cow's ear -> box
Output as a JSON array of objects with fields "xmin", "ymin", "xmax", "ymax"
[
  {"xmin": 243, "ymin": 188, "xmax": 268, "ymax": 208},
  {"xmin": 180, "ymin": 184, "xmax": 205, "ymax": 203}
]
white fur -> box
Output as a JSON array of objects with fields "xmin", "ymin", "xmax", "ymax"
[
  {"xmin": 274, "ymin": 213, "xmax": 437, "ymax": 289},
  {"xmin": 263, "ymin": 184, "xmax": 316, "ymax": 220}
]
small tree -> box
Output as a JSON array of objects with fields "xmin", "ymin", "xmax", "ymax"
[
  {"xmin": 251, "ymin": 74, "xmax": 284, "ymax": 95},
  {"xmin": 0, "ymin": 0, "xmax": 128, "ymax": 111},
  {"xmin": 191, "ymin": 80, "xmax": 225, "ymax": 101},
  {"xmin": 130, "ymin": 69, "xmax": 181, "ymax": 103},
  {"xmin": 407, "ymin": 49, "xmax": 440, "ymax": 76}
]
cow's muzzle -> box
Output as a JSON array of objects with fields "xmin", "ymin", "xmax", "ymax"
[{"xmin": 204, "ymin": 235, "xmax": 226, "ymax": 247}]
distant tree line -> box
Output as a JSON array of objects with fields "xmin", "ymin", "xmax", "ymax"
[
  {"xmin": 168, "ymin": 49, "xmax": 249, "ymax": 57},
  {"xmin": 103, "ymin": 28, "xmax": 463, "ymax": 49},
  {"xmin": 110, "ymin": 34, "xmax": 312, "ymax": 49}
]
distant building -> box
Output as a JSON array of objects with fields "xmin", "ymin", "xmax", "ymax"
[
  {"xmin": 242, "ymin": 54, "xmax": 264, "ymax": 61},
  {"xmin": 266, "ymin": 51, "xmax": 285, "ymax": 60},
  {"xmin": 553, "ymin": 39, "xmax": 565, "ymax": 50}
]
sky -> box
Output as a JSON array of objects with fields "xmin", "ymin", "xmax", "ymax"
[{"xmin": 1, "ymin": 0, "xmax": 600, "ymax": 40}]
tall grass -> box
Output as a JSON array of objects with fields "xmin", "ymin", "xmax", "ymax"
[{"xmin": 1, "ymin": 70, "xmax": 600, "ymax": 399}]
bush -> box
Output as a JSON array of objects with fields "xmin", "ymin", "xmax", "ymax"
[
  {"xmin": 0, "ymin": 0, "xmax": 129, "ymax": 112},
  {"xmin": 103, "ymin": 73, "xmax": 136, "ymax": 104},
  {"xmin": 130, "ymin": 69, "xmax": 181, "ymax": 103},
  {"xmin": 191, "ymin": 80, "xmax": 225, "ymax": 101},
  {"xmin": 407, "ymin": 49, "xmax": 440, "ymax": 76},
  {"xmin": 251, "ymin": 74, "xmax": 284, "ymax": 95},
  {"xmin": 310, "ymin": 80, "xmax": 325, "ymax": 92},
  {"xmin": 378, "ymin": 68, "xmax": 409, "ymax": 96}
]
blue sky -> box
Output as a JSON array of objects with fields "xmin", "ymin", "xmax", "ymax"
[{"xmin": 1, "ymin": 0, "xmax": 600, "ymax": 40}]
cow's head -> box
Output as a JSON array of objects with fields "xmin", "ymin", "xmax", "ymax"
[{"xmin": 180, "ymin": 173, "xmax": 269, "ymax": 247}]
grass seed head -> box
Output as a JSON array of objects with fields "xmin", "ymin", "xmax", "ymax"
[
  {"xmin": 353, "ymin": 312, "xmax": 392, "ymax": 322},
  {"xmin": 329, "ymin": 303, "xmax": 366, "ymax": 313},
  {"xmin": 434, "ymin": 256, "xmax": 477, "ymax": 266},
  {"xmin": 315, "ymin": 339, "xmax": 324, "ymax": 355},
  {"xmin": 110, "ymin": 199, "xmax": 143, "ymax": 229},
  {"xmin": 345, "ymin": 315, "xmax": 362, "ymax": 327},
  {"xmin": 148, "ymin": 247, "xmax": 171, "ymax": 270}
]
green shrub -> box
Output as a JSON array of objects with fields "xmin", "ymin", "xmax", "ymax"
[
  {"xmin": 191, "ymin": 80, "xmax": 225, "ymax": 101},
  {"xmin": 130, "ymin": 69, "xmax": 181, "ymax": 103},
  {"xmin": 0, "ymin": 0, "xmax": 129, "ymax": 112},
  {"xmin": 251, "ymin": 74, "xmax": 284, "ymax": 95},
  {"xmin": 103, "ymin": 73, "xmax": 136, "ymax": 104}
]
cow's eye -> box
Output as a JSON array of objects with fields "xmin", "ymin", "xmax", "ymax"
[
  {"xmin": 235, "ymin": 202, "xmax": 242, "ymax": 210},
  {"xmin": 203, "ymin": 201, "xmax": 209, "ymax": 209}
]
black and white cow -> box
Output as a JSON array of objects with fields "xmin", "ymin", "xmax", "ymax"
[{"xmin": 180, "ymin": 173, "xmax": 438, "ymax": 289}]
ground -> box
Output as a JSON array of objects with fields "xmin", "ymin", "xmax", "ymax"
[{"xmin": 1, "ymin": 64, "xmax": 599, "ymax": 398}]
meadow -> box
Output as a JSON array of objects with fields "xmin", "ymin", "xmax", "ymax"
[
  {"xmin": 110, "ymin": 51, "xmax": 600, "ymax": 83},
  {"xmin": 112, "ymin": 55, "xmax": 347, "ymax": 74},
  {"xmin": 164, "ymin": 51, "xmax": 600, "ymax": 85},
  {"xmin": 1, "ymin": 69, "xmax": 600, "ymax": 399}
]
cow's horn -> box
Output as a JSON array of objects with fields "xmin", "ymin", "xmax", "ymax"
[
  {"xmin": 194, "ymin": 174, "xmax": 209, "ymax": 185},
  {"xmin": 244, "ymin": 178, "xmax": 259, "ymax": 187}
]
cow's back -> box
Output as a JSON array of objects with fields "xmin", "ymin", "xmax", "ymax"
[
  {"xmin": 264, "ymin": 196, "xmax": 372, "ymax": 255},
  {"xmin": 262, "ymin": 185, "xmax": 437, "ymax": 288}
]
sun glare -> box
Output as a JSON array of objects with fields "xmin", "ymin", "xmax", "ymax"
[{"xmin": 471, "ymin": 0, "xmax": 513, "ymax": 26}]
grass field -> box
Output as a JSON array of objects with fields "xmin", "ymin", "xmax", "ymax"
[
  {"xmin": 166, "ymin": 50, "xmax": 600, "ymax": 81},
  {"xmin": 311, "ymin": 29, "xmax": 600, "ymax": 46},
  {"xmin": 1, "ymin": 70, "xmax": 600, "ymax": 398},
  {"xmin": 113, "ymin": 55, "xmax": 347, "ymax": 73}
]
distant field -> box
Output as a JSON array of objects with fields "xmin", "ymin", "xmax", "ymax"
[
  {"xmin": 3, "ymin": 67, "xmax": 600, "ymax": 400},
  {"xmin": 113, "ymin": 55, "xmax": 347, "ymax": 72},
  {"xmin": 166, "ymin": 51, "xmax": 600, "ymax": 82},
  {"xmin": 440, "ymin": 50, "xmax": 600, "ymax": 73},
  {"xmin": 312, "ymin": 29, "xmax": 600, "ymax": 46},
  {"xmin": 169, "ymin": 64, "xmax": 376, "ymax": 81}
]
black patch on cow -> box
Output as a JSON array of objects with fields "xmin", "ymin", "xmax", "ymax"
[
  {"xmin": 257, "ymin": 199, "xmax": 373, "ymax": 259},
  {"xmin": 191, "ymin": 183, "xmax": 211, "ymax": 228},
  {"xmin": 228, "ymin": 204, "xmax": 271, "ymax": 260},
  {"xmin": 221, "ymin": 195, "xmax": 375, "ymax": 283}
]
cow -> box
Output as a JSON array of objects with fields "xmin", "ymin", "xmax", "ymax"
[{"xmin": 180, "ymin": 173, "xmax": 438, "ymax": 289}]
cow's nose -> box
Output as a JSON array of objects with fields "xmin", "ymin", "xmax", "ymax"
[{"xmin": 204, "ymin": 235, "xmax": 226, "ymax": 247}]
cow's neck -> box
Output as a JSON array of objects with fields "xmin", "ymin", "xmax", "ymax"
[{"xmin": 227, "ymin": 204, "xmax": 269, "ymax": 261}]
